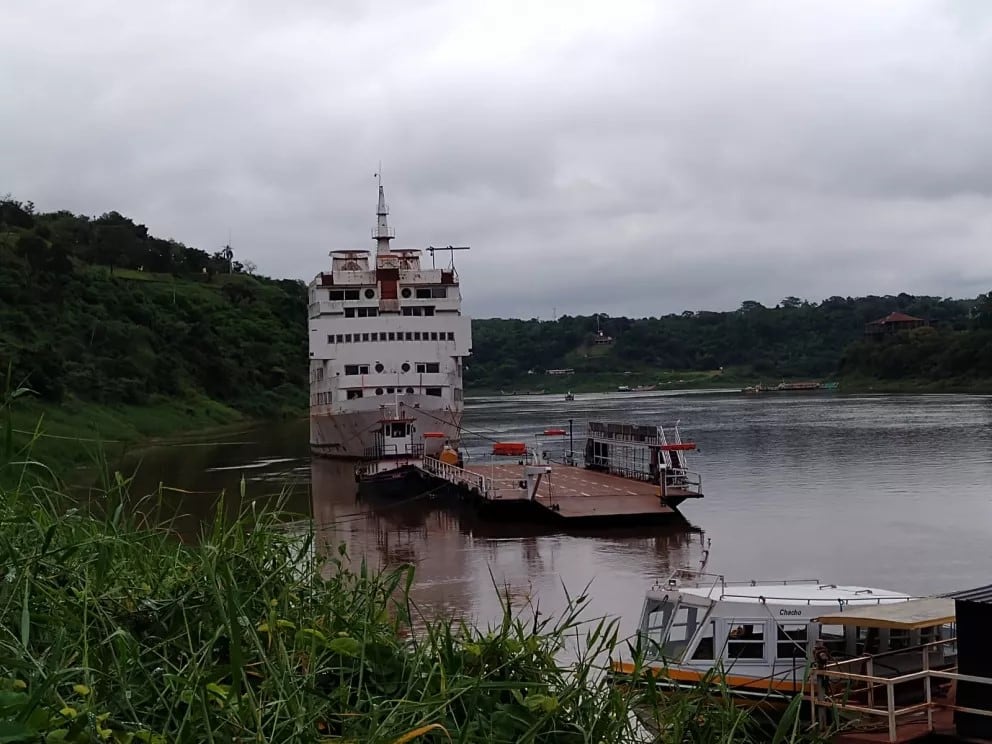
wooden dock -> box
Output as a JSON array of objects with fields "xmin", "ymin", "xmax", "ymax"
[{"xmin": 420, "ymin": 458, "xmax": 702, "ymax": 526}]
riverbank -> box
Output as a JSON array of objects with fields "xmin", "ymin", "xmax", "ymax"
[
  {"xmin": 835, "ymin": 376, "xmax": 992, "ymax": 395},
  {"xmin": 5, "ymin": 394, "xmax": 285, "ymax": 483},
  {"xmin": 0, "ymin": 457, "xmax": 820, "ymax": 744},
  {"xmin": 468, "ymin": 369, "xmax": 755, "ymax": 396}
]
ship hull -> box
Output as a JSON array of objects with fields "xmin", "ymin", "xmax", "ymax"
[{"xmin": 309, "ymin": 397, "xmax": 462, "ymax": 459}]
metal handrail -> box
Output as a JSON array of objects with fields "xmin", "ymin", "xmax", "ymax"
[
  {"xmin": 422, "ymin": 456, "xmax": 491, "ymax": 497},
  {"xmin": 808, "ymin": 637, "xmax": 984, "ymax": 742}
]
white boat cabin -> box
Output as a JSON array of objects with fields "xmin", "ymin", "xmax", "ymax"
[{"xmin": 623, "ymin": 570, "xmax": 957, "ymax": 699}]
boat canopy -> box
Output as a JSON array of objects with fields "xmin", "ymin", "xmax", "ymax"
[{"xmin": 814, "ymin": 597, "xmax": 955, "ymax": 630}]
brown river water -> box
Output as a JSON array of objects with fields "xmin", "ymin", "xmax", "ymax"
[{"xmin": 124, "ymin": 390, "xmax": 992, "ymax": 639}]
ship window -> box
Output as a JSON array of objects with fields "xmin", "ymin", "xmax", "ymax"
[
  {"xmin": 345, "ymin": 289, "xmax": 359, "ymax": 300},
  {"xmin": 358, "ymin": 307, "xmax": 378, "ymax": 317},
  {"xmin": 400, "ymin": 362, "xmax": 410, "ymax": 372},
  {"xmin": 362, "ymin": 333, "xmax": 369, "ymax": 342},
  {"xmin": 424, "ymin": 306, "xmax": 435, "ymax": 316},
  {"xmin": 401, "ymin": 288, "xmax": 412, "ymax": 298},
  {"xmin": 777, "ymin": 624, "xmax": 809, "ymax": 659},
  {"xmin": 432, "ymin": 287, "xmax": 447, "ymax": 298},
  {"xmin": 386, "ymin": 387, "xmax": 394, "ymax": 394},
  {"xmin": 405, "ymin": 332, "xmax": 413, "ymax": 340},
  {"xmin": 335, "ymin": 334, "xmax": 343, "ymax": 343},
  {"xmin": 327, "ymin": 334, "xmax": 333, "ymax": 344},
  {"xmin": 426, "ymin": 387, "xmax": 442, "ymax": 397},
  {"xmin": 406, "ymin": 387, "xmax": 415, "ymax": 394},
  {"xmin": 329, "ymin": 290, "xmax": 344, "ymax": 300},
  {"xmin": 430, "ymin": 332, "xmax": 438, "ymax": 341},
  {"xmin": 375, "ymin": 388, "xmax": 384, "ymax": 395},
  {"xmin": 345, "ymin": 334, "xmax": 353, "ymax": 342},
  {"xmin": 389, "ymin": 423, "xmax": 407, "ymax": 438},
  {"xmin": 364, "ymin": 288, "xmax": 375, "ymax": 299},
  {"xmin": 691, "ymin": 621, "xmax": 716, "ymax": 660},
  {"xmin": 344, "ymin": 365, "xmax": 369, "ymax": 376},
  {"xmin": 454, "ymin": 388, "xmax": 463, "ymax": 402},
  {"xmin": 388, "ymin": 332, "xmax": 396, "ymax": 341},
  {"xmin": 414, "ymin": 332, "xmax": 421, "ymax": 340},
  {"xmin": 447, "ymin": 332, "xmax": 455, "ymax": 341},
  {"xmin": 727, "ymin": 620, "xmax": 766, "ymax": 660},
  {"xmin": 346, "ymin": 389, "xmax": 363, "ymax": 399},
  {"xmin": 374, "ymin": 363, "xmax": 384, "ymax": 373},
  {"xmin": 345, "ymin": 307, "xmax": 355, "ymax": 317},
  {"xmin": 402, "ymin": 307, "xmax": 413, "ymax": 316},
  {"xmin": 371, "ymin": 333, "xmax": 378, "ymax": 341},
  {"xmin": 416, "ymin": 362, "xmax": 439, "ymax": 374},
  {"xmin": 416, "ymin": 288, "xmax": 432, "ymax": 299}
]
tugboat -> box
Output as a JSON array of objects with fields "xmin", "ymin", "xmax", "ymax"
[{"xmin": 564, "ymin": 391, "xmax": 575, "ymax": 401}]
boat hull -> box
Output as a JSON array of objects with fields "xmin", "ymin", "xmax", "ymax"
[{"xmin": 309, "ymin": 399, "xmax": 462, "ymax": 459}]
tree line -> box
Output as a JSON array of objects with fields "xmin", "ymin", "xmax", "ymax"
[
  {"xmin": 1, "ymin": 197, "xmax": 306, "ymax": 416},
  {"xmin": 4, "ymin": 195, "xmax": 992, "ymax": 410}
]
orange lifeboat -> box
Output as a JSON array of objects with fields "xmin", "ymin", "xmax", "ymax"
[
  {"xmin": 660, "ymin": 442, "xmax": 697, "ymax": 451},
  {"xmin": 423, "ymin": 432, "xmax": 446, "ymax": 439},
  {"xmin": 543, "ymin": 428, "xmax": 567, "ymax": 436},
  {"xmin": 492, "ymin": 442, "xmax": 527, "ymax": 456}
]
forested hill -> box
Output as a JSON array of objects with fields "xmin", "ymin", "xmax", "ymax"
[
  {"xmin": 0, "ymin": 198, "xmax": 307, "ymax": 416},
  {"xmin": 467, "ymin": 296, "xmax": 992, "ymax": 390},
  {"xmin": 4, "ymin": 196, "xmax": 992, "ymax": 415}
]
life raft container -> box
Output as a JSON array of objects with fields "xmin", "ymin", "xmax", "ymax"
[{"xmin": 492, "ymin": 442, "xmax": 527, "ymax": 456}]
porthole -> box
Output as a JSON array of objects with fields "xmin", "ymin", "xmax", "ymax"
[
  {"xmin": 401, "ymin": 288, "xmax": 412, "ymax": 298},
  {"xmin": 364, "ymin": 288, "xmax": 375, "ymax": 299},
  {"xmin": 401, "ymin": 362, "xmax": 411, "ymax": 373},
  {"xmin": 406, "ymin": 387, "xmax": 415, "ymax": 394},
  {"xmin": 375, "ymin": 362, "xmax": 384, "ymax": 373},
  {"xmin": 376, "ymin": 388, "xmax": 384, "ymax": 395}
]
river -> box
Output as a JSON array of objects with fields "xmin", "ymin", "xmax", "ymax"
[{"xmin": 125, "ymin": 390, "xmax": 992, "ymax": 639}]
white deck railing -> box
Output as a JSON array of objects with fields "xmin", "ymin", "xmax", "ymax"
[{"xmin": 421, "ymin": 456, "xmax": 492, "ymax": 497}]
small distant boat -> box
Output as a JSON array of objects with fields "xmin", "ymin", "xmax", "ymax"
[
  {"xmin": 617, "ymin": 385, "xmax": 632, "ymax": 392},
  {"xmin": 619, "ymin": 384, "xmax": 656, "ymax": 392},
  {"xmin": 565, "ymin": 392, "xmax": 575, "ymax": 401}
]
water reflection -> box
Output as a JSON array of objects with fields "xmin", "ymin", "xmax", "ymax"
[{"xmin": 122, "ymin": 392, "xmax": 992, "ymax": 634}]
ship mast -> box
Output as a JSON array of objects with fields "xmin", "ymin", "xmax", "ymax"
[{"xmin": 373, "ymin": 170, "xmax": 394, "ymax": 255}]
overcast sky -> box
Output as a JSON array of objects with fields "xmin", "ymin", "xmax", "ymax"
[{"xmin": 4, "ymin": 0, "xmax": 992, "ymax": 318}]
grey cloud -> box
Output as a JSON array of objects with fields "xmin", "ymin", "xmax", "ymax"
[{"xmin": 4, "ymin": 0, "xmax": 992, "ymax": 320}]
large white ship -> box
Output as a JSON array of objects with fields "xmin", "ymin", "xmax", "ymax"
[{"xmin": 307, "ymin": 179, "xmax": 472, "ymax": 458}]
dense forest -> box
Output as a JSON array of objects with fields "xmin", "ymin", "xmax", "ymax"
[
  {"xmin": 0, "ymin": 197, "xmax": 307, "ymax": 416},
  {"xmin": 4, "ymin": 196, "xmax": 992, "ymax": 417},
  {"xmin": 466, "ymin": 295, "xmax": 991, "ymax": 389}
]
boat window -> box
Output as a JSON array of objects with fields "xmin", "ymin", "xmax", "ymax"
[
  {"xmin": 691, "ymin": 621, "xmax": 716, "ymax": 660},
  {"xmin": 776, "ymin": 624, "xmax": 809, "ymax": 659},
  {"xmin": 388, "ymin": 332, "xmax": 396, "ymax": 341},
  {"xmin": 426, "ymin": 388, "xmax": 442, "ymax": 397},
  {"xmin": 727, "ymin": 620, "xmax": 766, "ymax": 660},
  {"xmin": 336, "ymin": 334, "xmax": 343, "ymax": 343},
  {"xmin": 375, "ymin": 388, "xmax": 384, "ymax": 396},
  {"xmin": 416, "ymin": 288, "xmax": 432, "ymax": 299},
  {"xmin": 362, "ymin": 333, "xmax": 369, "ymax": 342},
  {"xmin": 375, "ymin": 363, "xmax": 384, "ymax": 373},
  {"xmin": 345, "ymin": 334, "xmax": 352, "ymax": 342},
  {"xmin": 414, "ymin": 332, "xmax": 421, "ymax": 340},
  {"xmin": 406, "ymin": 332, "xmax": 413, "ymax": 341},
  {"xmin": 405, "ymin": 387, "xmax": 415, "ymax": 394},
  {"xmin": 416, "ymin": 362, "xmax": 440, "ymax": 374},
  {"xmin": 662, "ymin": 606, "xmax": 705, "ymax": 659},
  {"xmin": 346, "ymin": 390, "xmax": 363, "ymax": 400},
  {"xmin": 389, "ymin": 423, "xmax": 407, "ymax": 438},
  {"xmin": 371, "ymin": 333, "xmax": 379, "ymax": 341}
]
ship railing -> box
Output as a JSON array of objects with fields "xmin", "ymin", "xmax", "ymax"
[
  {"xmin": 806, "ymin": 638, "xmax": 987, "ymax": 743},
  {"xmin": 665, "ymin": 469, "xmax": 702, "ymax": 495},
  {"xmin": 422, "ymin": 456, "xmax": 492, "ymax": 498},
  {"xmin": 362, "ymin": 443, "xmax": 424, "ymax": 460}
]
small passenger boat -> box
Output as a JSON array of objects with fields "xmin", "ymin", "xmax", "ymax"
[{"xmin": 611, "ymin": 566, "xmax": 957, "ymax": 710}]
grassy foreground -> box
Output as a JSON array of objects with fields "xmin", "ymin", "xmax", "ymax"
[{"xmin": 0, "ymin": 395, "xmax": 827, "ymax": 743}]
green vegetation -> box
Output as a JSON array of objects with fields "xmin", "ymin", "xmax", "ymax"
[
  {"xmin": 467, "ymin": 295, "xmax": 992, "ymax": 392},
  {"xmin": 0, "ymin": 197, "xmax": 306, "ymax": 414},
  {"xmin": 0, "ymin": 197, "xmax": 307, "ymax": 469},
  {"xmin": 0, "ymin": 398, "xmax": 827, "ymax": 743}
]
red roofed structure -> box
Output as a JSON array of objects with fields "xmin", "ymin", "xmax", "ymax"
[{"xmin": 864, "ymin": 311, "xmax": 927, "ymax": 340}]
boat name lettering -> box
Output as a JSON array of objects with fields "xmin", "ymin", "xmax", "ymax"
[{"xmin": 778, "ymin": 609, "xmax": 803, "ymax": 616}]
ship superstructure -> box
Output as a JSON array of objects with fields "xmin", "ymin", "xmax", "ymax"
[{"xmin": 307, "ymin": 179, "xmax": 472, "ymax": 458}]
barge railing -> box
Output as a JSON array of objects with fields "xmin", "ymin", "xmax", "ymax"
[
  {"xmin": 422, "ymin": 456, "xmax": 491, "ymax": 497},
  {"xmin": 807, "ymin": 637, "xmax": 992, "ymax": 742}
]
